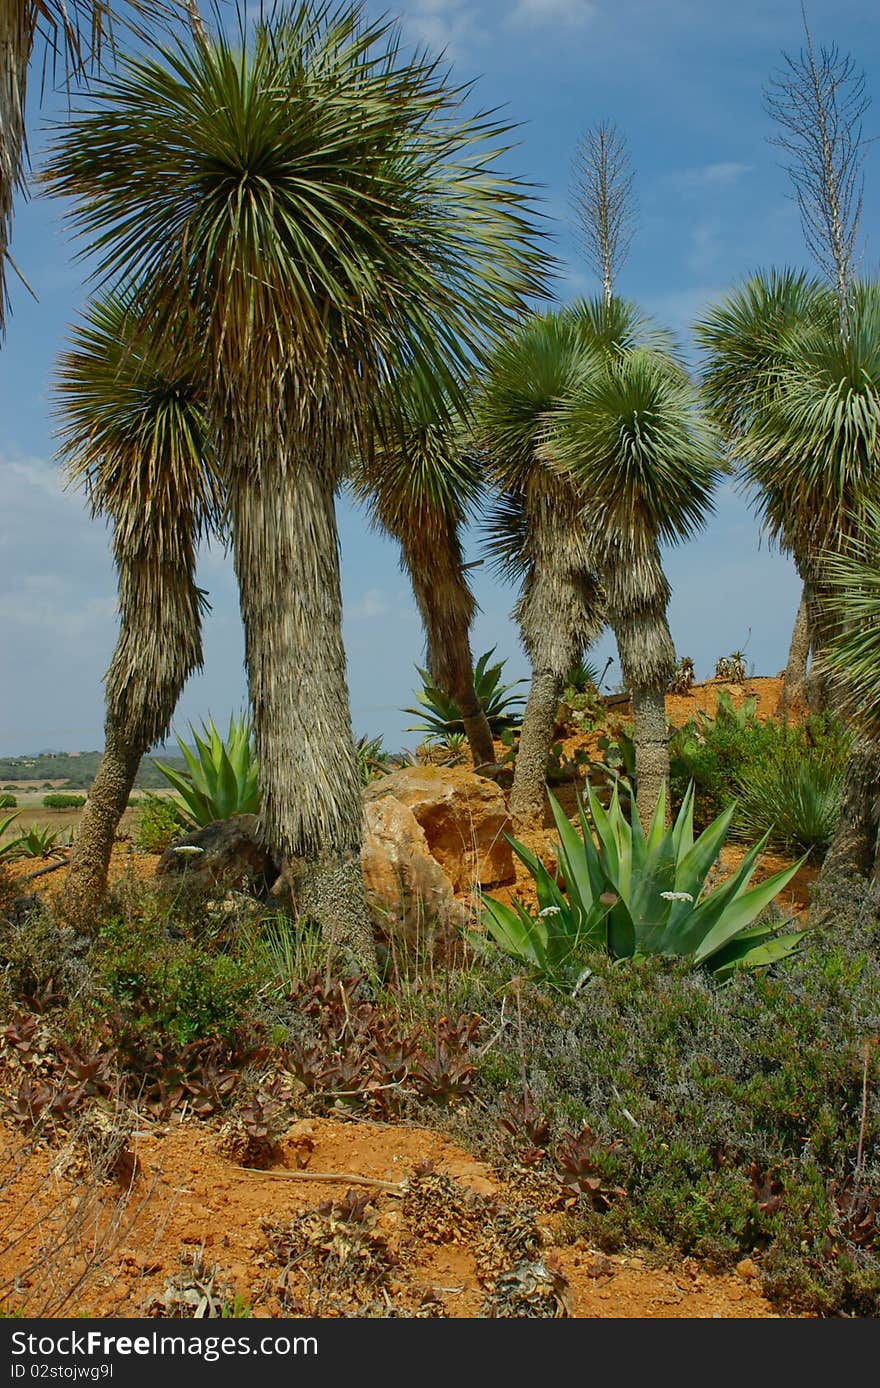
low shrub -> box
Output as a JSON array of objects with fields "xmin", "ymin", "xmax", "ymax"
[
  {"xmin": 478, "ymin": 784, "xmax": 803, "ymax": 990},
  {"xmin": 91, "ymin": 908, "xmax": 262, "ymax": 1050},
  {"xmin": 442, "ymin": 895, "xmax": 880, "ymax": 1317},
  {"xmin": 0, "ymin": 794, "xmax": 16, "ymax": 809},
  {"xmin": 669, "ymin": 693, "xmax": 850, "ymax": 831},
  {"xmin": 41, "ymin": 794, "xmax": 86, "ymax": 809},
  {"xmin": 134, "ymin": 794, "xmax": 189, "ymax": 853},
  {"xmin": 734, "ymin": 751, "xmax": 843, "ymax": 859}
]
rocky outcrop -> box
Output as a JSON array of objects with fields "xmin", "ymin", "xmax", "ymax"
[
  {"xmin": 363, "ymin": 765, "xmax": 515, "ymax": 893},
  {"xmin": 154, "ymin": 814, "xmax": 278, "ymax": 897},
  {"xmin": 360, "ymin": 795, "xmax": 468, "ymax": 948}
]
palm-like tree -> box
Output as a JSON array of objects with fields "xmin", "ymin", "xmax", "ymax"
[
  {"xmin": 351, "ymin": 372, "xmax": 496, "ymax": 768},
  {"xmin": 545, "ymin": 318, "xmax": 721, "ymax": 820},
  {"xmin": 53, "ymin": 290, "xmax": 219, "ymax": 912},
  {"xmin": 746, "ymin": 284, "xmax": 880, "ymax": 893},
  {"xmin": 0, "ymin": 0, "xmax": 180, "ymax": 334},
  {"xmin": 43, "ymin": 5, "xmax": 544, "ymax": 970},
  {"xmin": 694, "ymin": 269, "xmax": 837, "ymax": 710},
  {"xmin": 476, "ymin": 310, "xmax": 605, "ymax": 826}
]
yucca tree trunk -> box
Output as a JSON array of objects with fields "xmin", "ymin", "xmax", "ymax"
[
  {"xmin": 509, "ymin": 477, "xmax": 603, "ymax": 826},
  {"xmin": 229, "ymin": 453, "xmax": 377, "ymax": 977},
  {"xmin": 604, "ymin": 540, "xmax": 676, "ymax": 830},
  {"xmin": 814, "ymin": 734, "xmax": 880, "ymax": 917},
  {"xmin": 400, "ymin": 522, "xmax": 495, "ymax": 768},
  {"xmin": 63, "ymin": 537, "xmax": 204, "ymax": 918},
  {"xmin": 781, "ymin": 581, "xmax": 811, "ymax": 718}
]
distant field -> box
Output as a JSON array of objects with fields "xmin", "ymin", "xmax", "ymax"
[{"xmin": 0, "ymin": 787, "xmax": 177, "ymax": 847}]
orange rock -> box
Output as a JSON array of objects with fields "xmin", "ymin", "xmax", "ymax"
[{"xmin": 364, "ymin": 765, "xmax": 515, "ymax": 893}]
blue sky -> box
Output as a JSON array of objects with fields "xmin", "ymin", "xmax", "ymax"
[{"xmin": 1, "ymin": 0, "xmax": 878, "ymax": 755}]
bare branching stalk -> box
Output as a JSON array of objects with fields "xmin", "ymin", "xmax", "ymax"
[
  {"xmin": 570, "ymin": 119, "xmax": 637, "ymax": 305},
  {"xmin": 764, "ymin": 3, "xmax": 870, "ymax": 324}
]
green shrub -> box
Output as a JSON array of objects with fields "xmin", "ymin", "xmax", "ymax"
[
  {"xmin": 669, "ymin": 692, "xmax": 850, "ymax": 831},
  {"xmin": 735, "ymin": 751, "xmax": 843, "ymax": 859},
  {"xmin": 403, "ymin": 647, "xmax": 526, "ymax": 741},
  {"xmin": 154, "ymin": 714, "xmax": 260, "ymax": 825},
  {"xmin": 41, "ymin": 793, "xmax": 86, "ymax": 809},
  {"xmin": 443, "ymin": 897, "xmax": 880, "ymax": 1316},
  {"xmin": 135, "ymin": 794, "xmax": 189, "ymax": 853},
  {"xmin": 92, "ymin": 909, "xmax": 261, "ymax": 1049},
  {"xmin": 477, "ymin": 784, "xmax": 803, "ymax": 990},
  {"xmin": 5, "ymin": 825, "xmax": 65, "ymax": 859},
  {"xmin": 0, "ymin": 794, "xmax": 16, "ymax": 809}
]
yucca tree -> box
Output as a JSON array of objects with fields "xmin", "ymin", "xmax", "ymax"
[
  {"xmin": 43, "ymin": 4, "xmax": 544, "ymax": 971},
  {"xmin": 546, "ymin": 312, "xmax": 721, "ymax": 822},
  {"xmin": 820, "ymin": 506, "xmax": 880, "ymax": 895},
  {"xmin": 0, "ymin": 0, "xmax": 181, "ymax": 334},
  {"xmin": 351, "ymin": 371, "xmax": 496, "ymax": 769},
  {"xmin": 53, "ymin": 290, "xmax": 220, "ymax": 913},
  {"xmin": 751, "ymin": 286, "xmax": 880, "ymax": 894},
  {"xmin": 695, "ymin": 269, "xmax": 837, "ymax": 711},
  {"xmin": 476, "ymin": 309, "xmax": 605, "ymax": 826}
]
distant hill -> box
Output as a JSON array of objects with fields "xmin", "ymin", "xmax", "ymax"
[{"xmin": 0, "ymin": 750, "xmax": 188, "ymax": 791}]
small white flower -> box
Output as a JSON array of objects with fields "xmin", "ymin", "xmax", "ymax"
[
  {"xmin": 173, "ymin": 845, "xmax": 205, "ymax": 856},
  {"xmin": 538, "ymin": 905, "xmax": 562, "ymax": 917},
  {"xmin": 660, "ymin": 890, "xmax": 694, "ymax": 903}
]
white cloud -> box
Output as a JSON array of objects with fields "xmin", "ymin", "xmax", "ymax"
[
  {"xmin": 394, "ymin": 0, "xmax": 485, "ymax": 59},
  {"xmin": 507, "ymin": 0, "xmax": 596, "ymax": 30},
  {"xmin": 347, "ymin": 587, "xmax": 390, "ymax": 621},
  {"xmin": 672, "ymin": 161, "xmax": 752, "ymax": 190}
]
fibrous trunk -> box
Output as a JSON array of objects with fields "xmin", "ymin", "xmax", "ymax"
[
  {"xmin": 815, "ymin": 734, "xmax": 880, "ymax": 914},
  {"xmin": 229, "ymin": 450, "xmax": 377, "ymax": 976},
  {"xmin": 509, "ymin": 475, "xmax": 603, "ymax": 827},
  {"xmin": 603, "ymin": 538, "xmax": 676, "ymax": 829},
  {"xmin": 400, "ymin": 522, "xmax": 495, "ymax": 769},
  {"xmin": 781, "ymin": 581, "xmax": 811, "ymax": 719},
  {"xmin": 63, "ymin": 536, "xmax": 204, "ymax": 919}
]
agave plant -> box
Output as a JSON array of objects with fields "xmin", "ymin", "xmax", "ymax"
[
  {"xmin": 5, "ymin": 825, "xmax": 68, "ymax": 860},
  {"xmin": 403, "ymin": 647, "xmax": 526, "ymax": 741},
  {"xmin": 0, "ymin": 812, "xmax": 22, "ymax": 862},
  {"xmin": 477, "ymin": 784, "xmax": 804, "ymax": 990},
  {"xmin": 153, "ymin": 715, "xmax": 260, "ymax": 826}
]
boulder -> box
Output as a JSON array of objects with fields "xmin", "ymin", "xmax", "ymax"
[
  {"xmin": 363, "ymin": 765, "xmax": 515, "ymax": 892},
  {"xmin": 154, "ymin": 814, "xmax": 278, "ymax": 897},
  {"xmin": 360, "ymin": 795, "xmax": 469, "ymax": 949}
]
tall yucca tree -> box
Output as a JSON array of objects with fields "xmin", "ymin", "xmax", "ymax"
[
  {"xmin": 43, "ymin": 4, "xmax": 545, "ymax": 970},
  {"xmin": 53, "ymin": 290, "xmax": 220, "ymax": 912},
  {"xmin": 695, "ymin": 269, "xmax": 837, "ymax": 711},
  {"xmin": 0, "ymin": 0, "xmax": 180, "ymax": 334},
  {"xmin": 745, "ymin": 283, "xmax": 880, "ymax": 892},
  {"xmin": 546, "ymin": 315, "xmax": 721, "ymax": 822},
  {"xmin": 351, "ymin": 371, "xmax": 496, "ymax": 768}
]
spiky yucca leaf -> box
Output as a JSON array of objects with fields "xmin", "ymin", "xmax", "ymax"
[
  {"xmin": 695, "ymin": 268, "xmax": 835, "ymax": 445},
  {"xmin": 724, "ymin": 281, "xmax": 880, "ymax": 561},
  {"xmin": 0, "ymin": 0, "xmax": 180, "ymax": 333},
  {"xmin": 545, "ymin": 347, "xmax": 722, "ymax": 548}
]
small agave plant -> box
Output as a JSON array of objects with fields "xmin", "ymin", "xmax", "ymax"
[
  {"xmin": 476, "ymin": 783, "xmax": 804, "ymax": 990},
  {"xmin": 403, "ymin": 647, "xmax": 526, "ymax": 741},
  {"xmin": 154, "ymin": 714, "xmax": 260, "ymax": 826}
]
